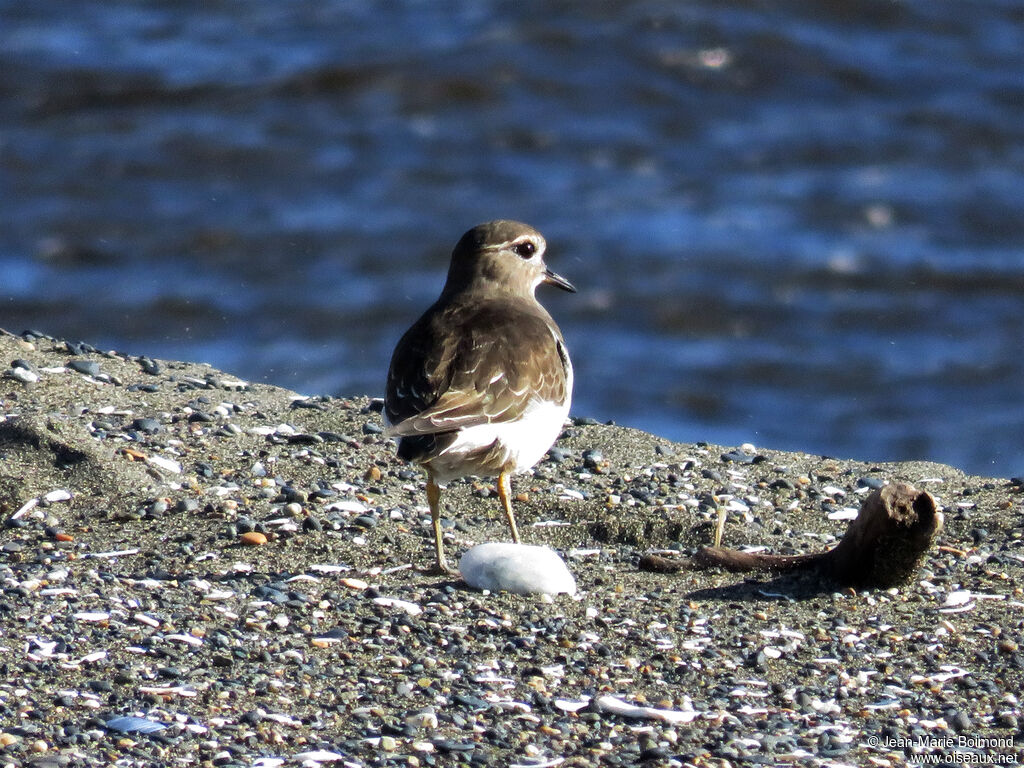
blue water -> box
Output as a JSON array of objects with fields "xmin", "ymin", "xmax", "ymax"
[{"xmin": 2, "ymin": 1, "xmax": 1023, "ymax": 477}]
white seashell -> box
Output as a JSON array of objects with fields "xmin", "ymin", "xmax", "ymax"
[{"xmin": 372, "ymin": 596, "xmax": 423, "ymax": 616}]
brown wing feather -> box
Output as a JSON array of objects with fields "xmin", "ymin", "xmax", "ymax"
[{"xmin": 385, "ymin": 296, "xmax": 568, "ymax": 439}]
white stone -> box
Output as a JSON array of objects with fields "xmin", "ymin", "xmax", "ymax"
[
  {"xmin": 459, "ymin": 543, "xmax": 577, "ymax": 596},
  {"xmin": 8, "ymin": 367, "xmax": 39, "ymax": 383},
  {"xmin": 147, "ymin": 455, "xmax": 182, "ymax": 473}
]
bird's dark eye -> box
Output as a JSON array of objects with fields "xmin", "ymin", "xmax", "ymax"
[{"xmin": 513, "ymin": 241, "xmax": 536, "ymax": 259}]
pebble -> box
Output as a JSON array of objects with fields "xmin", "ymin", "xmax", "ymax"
[
  {"xmin": 138, "ymin": 356, "xmax": 162, "ymax": 374},
  {"xmin": 721, "ymin": 449, "xmax": 756, "ymax": 464},
  {"xmin": 131, "ymin": 417, "xmax": 163, "ymax": 433},
  {"xmin": 547, "ymin": 446, "xmax": 570, "ymax": 463},
  {"xmin": 6, "ymin": 366, "xmax": 39, "ymax": 383},
  {"xmin": 459, "ymin": 543, "xmax": 577, "ymax": 596},
  {"xmin": 240, "ymin": 531, "xmax": 268, "ymax": 546},
  {"xmin": 67, "ymin": 359, "xmax": 101, "ymax": 377}
]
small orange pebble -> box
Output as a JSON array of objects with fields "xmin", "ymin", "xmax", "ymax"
[
  {"xmin": 938, "ymin": 545, "xmax": 968, "ymax": 557},
  {"xmin": 54, "ymin": 533, "xmax": 74, "ymax": 542},
  {"xmin": 998, "ymin": 639, "xmax": 1019, "ymax": 653},
  {"xmin": 515, "ymin": 492, "xmax": 529, "ymax": 503},
  {"xmin": 120, "ymin": 448, "xmax": 147, "ymax": 461},
  {"xmin": 239, "ymin": 531, "xmax": 268, "ymax": 546}
]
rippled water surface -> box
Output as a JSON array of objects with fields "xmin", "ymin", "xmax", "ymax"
[{"xmin": 2, "ymin": 1, "xmax": 1023, "ymax": 476}]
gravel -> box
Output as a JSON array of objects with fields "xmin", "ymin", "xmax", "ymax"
[{"xmin": 1, "ymin": 328, "xmax": 1022, "ymax": 767}]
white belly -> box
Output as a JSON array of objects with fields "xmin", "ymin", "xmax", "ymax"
[{"xmin": 429, "ymin": 393, "xmax": 571, "ymax": 484}]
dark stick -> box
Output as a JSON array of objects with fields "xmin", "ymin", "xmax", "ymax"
[{"xmin": 642, "ymin": 483, "xmax": 944, "ymax": 589}]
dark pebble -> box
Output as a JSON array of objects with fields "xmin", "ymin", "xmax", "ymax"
[
  {"xmin": 453, "ymin": 694, "xmax": 491, "ymax": 711},
  {"xmin": 546, "ymin": 446, "xmax": 570, "ymax": 463},
  {"xmin": 131, "ymin": 417, "xmax": 162, "ymax": 434},
  {"xmin": 67, "ymin": 360, "xmax": 101, "ymax": 377},
  {"xmin": 362, "ymin": 422, "xmax": 383, "ymax": 434},
  {"xmin": 628, "ymin": 490, "xmax": 652, "ymax": 504},
  {"xmin": 240, "ymin": 709, "xmax": 264, "ymax": 725},
  {"xmin": 287, "ymin": 433, "xmax": 325, "ymax": 445},
  {"xmin": 252, "ymin": 585, "xmax": 289, "ymax": 604},
  {"xmin": 947, "ymin": 709, "xmax": 971, "ymax": 732},
  {"xmin": 434, "ymin": 740, "xmax": 476, "ymax": 752},
  {"xmin": 138, "ymin": 356, "xmax": 162, "ymax": 375},
  {"xmin": 277, "ymin": 486, "xmax": 308, "ymax": 503},
  {"xmin": 291, "ymin": 399, "xmax": 327, "ymax": 410},
  {"xmin": 858, "ymin": 476, "xmax": 886, "ymax": 490},
  {"xmin": 639, "ymin": 747, "xmax": 672, "ymax": 762},
  {"xmin": 721, "ymin": 450, "xmax": 755, "ymax": 464}
]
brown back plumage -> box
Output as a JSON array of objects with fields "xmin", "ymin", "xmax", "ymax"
[{"xmin": 384, "ymin": 220, "xmax": 573, "ymax": 464}]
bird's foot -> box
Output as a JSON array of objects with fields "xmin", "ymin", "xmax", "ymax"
[{"xmin": 417, "ymin": 561, "xmax": 460, "ymax": 578}]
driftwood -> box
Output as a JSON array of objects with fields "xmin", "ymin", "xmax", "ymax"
[{"xmin": 641, "ymin": 482, "xmax": 944, "ymax": 588}]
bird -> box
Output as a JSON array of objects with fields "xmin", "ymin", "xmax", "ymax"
[{"xmin": 384, "ymin": 220, "xmax": 575, "ymax": 574}]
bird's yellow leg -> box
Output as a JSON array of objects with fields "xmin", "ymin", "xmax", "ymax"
[
  {"xmin": 497, "ymin": 471, "xmax": 521, "ymax": 544},
  {"xmin": 424, "ymin": 475, "xmax": 457, "ymax": 575}
]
